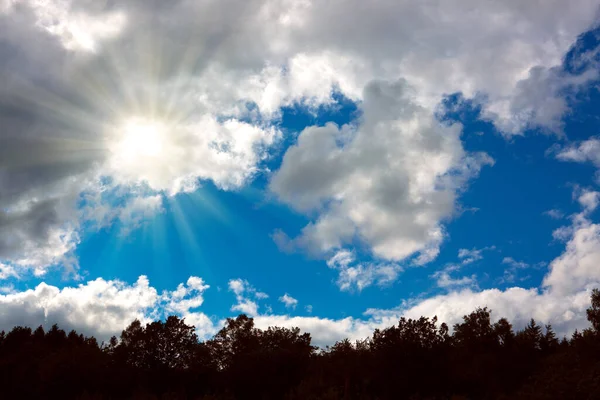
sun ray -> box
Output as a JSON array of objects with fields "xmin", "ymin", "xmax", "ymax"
[{"xmin": 168, "ymin": 195, "xmax": 205, "ymax": 249}]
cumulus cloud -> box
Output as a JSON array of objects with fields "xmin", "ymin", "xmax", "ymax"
[
  {"xmin": 392, "ymin": 288, "xmax": 592, "ymax": 338},
  {"xmin": 104, "ymin": 116, "xmax": 279, "ymax": 194},
  {"xmin": 0, "ymin": 0, "xmax": 598, "ymax": 278},
  {"xmin": 0, "ymin": 277, "xmax": 587, "ymax": 349},
  {"xmin": 484, "ymin": 65, "xmax": 599, "ymax": 135},
  {"xmin": 458, "ymin": 246, "xmax": 496, "ymax": 265},
  {"xmin": 433, "ymin": 271, "xmax": 477, "ymax": 289},
  {"xmin": 555, "ymin": 137, "xmax": 600, "ymax": 167},
  {"xmin": 393, "ymin": 202, "xmax": 600, "ymax": 336},
  {"xmin": 543, "ymin": 217, "xmax": 600, "ymax": 296},
  {"xmin": 161, "ymin": 276, "xmax": 210, "ymax": 316},
  {"xmin": 7, "ymin": 0, "xmax": 126, "ymax": 52},
  {"xmin": 429, "ymin": 248, "xmax": 491, "ymax": 290},
  {"xmin": 578, "ymin": 189, "xmax": 600, "ymax": 213},
  {"xmin": 499, "ymin": 257, "xmax": 545, "ymax": 284},
  {"xmin": 271, "ymin": 80, "xmax": 493, "ymax": 269},
  {"xmin": 0, "ymin": 263, "xmax": 17, "ymax": 280},
  {"xmin": 2, "ymin": 201, "xmax": 600, "ymax": 348},
  {"xmin": 253, "ymin": 196, "xmax": 600, "ymax": 345},
  {"xmin": 279, "ymin": 293, "xmax": 298, "ymax": 309},
  {"xmin": 117, "ymin": 195, "xmax": 164, "ymax": 234},
  {"xmin": 0, "ymin": 1, "xmax": 282, "ymax": 275},
  {"xmin": 0, "ymin": 275, "xmax": 213, "ymax": 340},
  {"xmin": 554, "ymin": 138, "xmax": 600, "ymax": 184},
  {"xmin": 252, "ymin": 314, "xmax": 378, "ymax": 348},
  {"xmin": 327, "ymin": 250, "xmax": 402, "ymax": 292},
  {"xmin": 228, "ymin": 278, "xmax": 269, "ymax": 316},
  {"xmin": 502, "ymin": 257, "xmax": 531, "ymax": 270},
  {"xmin": 231, "ymin": 299, "xmax": 259, "ymax": 317},
  {"xmin": 237, "ymin": 197, "xmax": 600, "ymax": 343},
  {"xmin": 228, "ymin": 279, "xmax": 247, "ymax": 297},
  {"xmin": 255, "ymin": 291, "xmax": 269, "ymax": 300}
]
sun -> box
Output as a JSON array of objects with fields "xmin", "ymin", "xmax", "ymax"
[
  {"xmin": 114, "ymin": 118, "xmax": 165, "ymax": 161},
  {"xmin": 106, "ymin": 116, "xmax": 186, "ymax": 190}
]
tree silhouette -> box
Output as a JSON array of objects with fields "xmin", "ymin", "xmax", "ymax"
[
  {"xmin": 587, "ymin": 288, "xmax": 600, "ymax": 333},
  {"xmin": 1, "ymin": 291, "xmax": 600, "ymax": 399}
]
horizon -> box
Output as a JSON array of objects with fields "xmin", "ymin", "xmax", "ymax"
[{"xmin": 1, "ymin": 0, "xmax": 600, "ymax": 348}]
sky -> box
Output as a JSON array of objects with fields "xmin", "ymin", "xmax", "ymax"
[{"xmin": 1, "ymin": 0, "xmax": 600, "ymax": 347}]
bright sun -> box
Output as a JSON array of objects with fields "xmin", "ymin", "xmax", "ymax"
[
  {"xmin": 114, "ymin": 118, "xmax": 165, "ymax": 161},
  {"xmin": 106, "ymin": 116, "xmax": 180, "ymax": 189}
]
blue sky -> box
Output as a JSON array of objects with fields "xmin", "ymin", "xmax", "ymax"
[{"xmin": 1, "ymin": 1, "xmax": 600, "ymax": 346}]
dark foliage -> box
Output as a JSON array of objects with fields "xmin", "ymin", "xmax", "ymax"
[{"xmin": 3, "ymin": 290, "xmax": 600, "ymax": 399}]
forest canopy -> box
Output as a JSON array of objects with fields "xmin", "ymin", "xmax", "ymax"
[{"xmin": 3, "ymin": 290, "xmax": 600, "ymax": 399}]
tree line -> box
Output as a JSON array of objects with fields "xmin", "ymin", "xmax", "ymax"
[{"xmin": 3, "ymin": 290, "xmax": 600, "ymax": 399}]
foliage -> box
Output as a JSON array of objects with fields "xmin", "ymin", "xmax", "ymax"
[{"xmin": 2, "ymin": 291, "xmax": 600, "ymax": 399}]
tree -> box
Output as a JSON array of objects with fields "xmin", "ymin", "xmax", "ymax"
[
  {"xmin": 2, "ymin": 290, "xmax": 600, "ymax": 399},
  {"xmin": 453, "ymin": 307, "xmax": 496, "ymax": 348},
  {"xmin": 206, "ymin": 315, "xmax": 314, "ymax": 399},
  {"xmin": 118, "ymin": 316, "xmax": 199, "ymax": 370},
  {"xmin": 516, "ymin": 319, "xmax": 543, "ymax": 350},
  {"xmin": 206, "ymin": 314, "xmax": 260, "ymax": 371},
  {"xmin": 540, "ymin": 324, "xmax": 559, "ymax": 353},
  {"xmin": 587, "ymin": 288, "xmax": 600, "ymax": 332},
  {"xmin": 494, "ymin": 317, "xmax": 515, "ymax": 347}
]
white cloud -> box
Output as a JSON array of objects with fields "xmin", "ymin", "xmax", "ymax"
[
  {"xmin": 483, "ymin": 66, "xmax": 598, "ymax": 135},
  {"xmin": 0, "ymin": 284, "xmax": 15, "ymax": 294},
  {"xmin": 251, "ymin": 314, "xmax": 377, "ymax": 348},
  {"xmin": 231, "ymin": 299, "xmax": 259, "ymax": 317},
  {"xmin": 0, "ymin": 1, "xmax": 283, "ymax": 275},
  {"xmin": 1, "ymin": 202, "xmax": 600, "ymax": 349},
  {"xmin": 117, "ymin": 195, "xmax": 164, "ymax": 234},
  {"xmin": 0, "ymin": 176, "xmax": 86, "ymax": 276},
  {"xmin": 161, "ymin": 276, "xmax": 210, "ymax": 316},
  {"xmin": 458, "ymin": 248, "xmax": 484, "ymax": 264},
  {"xmin": 556, "ymin": 137, "xmax": 600, "ymax": 167},
  {"xmin": 430, "ymin": 247, "xmax": 498, "ymax": 289},
  {"xmin": 0, "ymin": 263, "xmax": 18, "ymax": 280},
  {"xmin": 544, "ymin": 209, "xmax": 565, "ymax": 219},
  {"xmin": 0, "ymin": 275, "xmax": 214, "ymax": 341},
  {"xmin": 390, "ymin": 287, "xmax": 592, "ymax": 338},
  {"xmin": 457, "ymin": 246, "xmax": 495, "ymax": 265},
  {"xmin": 11, "ymin": 0, "xmax": 126, "ymax": 52},
  {"xmin": 578, "ymin": 189, "xmax": 600, "ymax": 213},
  {"xmin": 228, "ymin": 278, "xmax": 267, "ymax": 316},
  {"xmin": 277, "ymin": 0, "xmax": 599, "ymax": 135},
  {"xmin": 553, "ymin": 225, "xmax": 575, "ymax": 242},
  {"xmin": 222, "ymin": 201, "xmax": 600, "ymax": 344},
  {"xmin": 228, "ymin": 279, "xmax": 247, "ymax": 297},
  {"xmin": 326, "ymin": 250, "xmax": 402, "ymax": 291},
  {"xmin": 271, "ymin": 80, "xmax": 493, "ymax": 267},
  {"xmin": 0, "ymin": 0, "xmax": 598, "ymax": 276},
  {"xmin": 555, "ymin": 139, "xmax": 600, "ymax": 185},
  {"xmin": 3, "ymin": 277, "xmax": 159, "ymax": 338},
  {"xmin": 0, "ymin": 276, "xmax": 589, "ymax": 349},
  {"xmin": 279, "ymin": 293, "xmax": 298, "ymax": 309},
  {"xmin": 392, "ymin": 202, "xmax": 600, "ymax": 336},
  {"xmin": 104, "ymin": 116, "xmax": 280, "ymax": 195},
  {"xmin": 252, "ymin": 197, "xmax": 600, "ymax": 345},
  {"xmin": 255, "ymin": 291, "xmax": 269, "ymax": 300},
  {"xmin": 543, "ymin": 217, "xmax": 600, "ymax": 296},
  {"xmin": 434, "ymin": 271, "xmax": 477, "ymax": 289},
  {"xmin": 0, "ymin": 275, "xmax": 373, "ymax": 348},
  {"xmin": 502, "ymin": 257, "xmax": 530, "ymax": 270},
  {"xmin": 500, "ymin": 257, "xmax": 542, "ymax": 283}
]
